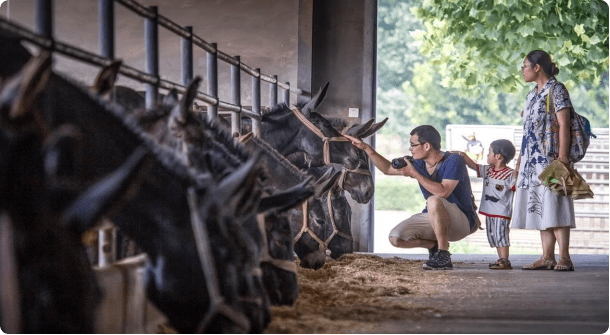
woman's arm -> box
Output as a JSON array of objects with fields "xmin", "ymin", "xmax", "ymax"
[{"xmin": 556, "ymin": 108, "xmax": 571, "ymax": 164}]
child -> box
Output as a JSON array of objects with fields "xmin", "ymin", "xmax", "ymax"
[{"xmin": 456, "ymin": 139, "xmax": 516, "ymax": 270}]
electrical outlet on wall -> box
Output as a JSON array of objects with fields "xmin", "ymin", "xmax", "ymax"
[{"xmin": 348, "ymin": 108, "xmax": 359, "ymax": 118}]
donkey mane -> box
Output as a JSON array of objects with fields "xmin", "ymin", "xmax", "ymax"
[
  {"xmin": 58, "ymin": 74, "xmax": 200, "ymax": 185},
  {"xmin": 270, "ymin": 97, "xmax": 351, "ymax": 132},
  {"xmin": 261, "ymin": 102, "xmax": 290, "ymax": 117},
  {"xmin": 203, "ymin": 118, "xmax": 252, "ymax": 162},
  {"xmin": 249, "ymin": 136, "xmax": 311, "ymax": 182}
]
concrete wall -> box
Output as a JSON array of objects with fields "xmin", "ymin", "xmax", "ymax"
[{"xmin": 299, "ymin": 0, "xmax": 378, "ymax": 251}]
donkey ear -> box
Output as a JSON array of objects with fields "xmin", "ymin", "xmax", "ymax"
[
  {"xmin": 61, "ymin": 146, "xmax": 149, "ymax": 235},
  {"xmin": 218, "ymin": 151, "xmax": 262, "ymax": 216},
  {"xmin": 92, "ymin": 60, "xmax": 122, "ymax": 95},
  {"xmin": 300, "ymin": 82, "xmax": 329, "ymax": 115},
  {"xmin": 343, "ymin": 118, "xmax": 374, "ymax": 137},
  {"xmin": 357, "ymin": 117, "xmax": 388, "ymax": 139},
  {"xmin": 257, "ymin": 177, "xmax": 314, "ymax": 213},
  {"xmin": 182, "ymin": 76, "xmax": 202, "ymax": 111},
  {"xmin": 6, "ymin": 51, "xmax": 53, "ymax": 119},
  {"xmin": 163, "ymin": 89, "xmax": 179, "ymax": 106},
  {"xmin": 312, "ymin": 165, "xmax": 342, "ymax": 197}
]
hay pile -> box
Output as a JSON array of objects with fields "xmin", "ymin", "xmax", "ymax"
[{"xmin": 266, "ymin": 253, "xmax": 450, "ymax": 333}]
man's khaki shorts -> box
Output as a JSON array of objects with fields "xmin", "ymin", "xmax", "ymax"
[{"xmin": 389, "ymin": 197, "xmax": 471, "ymax": 243}]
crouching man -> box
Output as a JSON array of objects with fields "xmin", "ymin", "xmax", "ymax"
[{"xmin": 344, "ymin": 125, "xmax": 478, "ymax": 270}]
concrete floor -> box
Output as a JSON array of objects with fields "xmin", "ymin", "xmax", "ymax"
[{"xmin": 371, "ymin": 253, "xmax": 609, "ymax": 334}]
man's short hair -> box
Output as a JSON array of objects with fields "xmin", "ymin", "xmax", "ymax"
[
  {"xmin": 489, "ymin": 139, "xmax": 516, "ymax": 163},
  {"xmin": 410, "ymin": 125, "xmax": 441, "ymax": 150}
]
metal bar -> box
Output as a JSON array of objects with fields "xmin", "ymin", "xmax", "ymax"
[
  {"xmin": 283, "ymin": 81, "xmax": 290, "ymax": 105},
  {"xmin": 269, "ymin": 75, "xmax": 278, "ymax": 107},
  {"xmin": 98, "ymin": 226, "xmax": 117, "ymax": 267},
  {"xmin": 35, "ymin": 0, "xmax": 53, "ymax": 40},
  {"xmin": 115, "ymin": 0, "xmax": 155, "ymax": 19},
  {"xmin": 99, "ymin": 0, "xmax": 114, "ymax": 59},
  {"xmin": 207, "ymin": 42, "xmax": 218, "ymax": 121},
  {"xmin": 28, "ymin": 0, "xmax": 305, "ymax": 97},
  {"xmin": 0, "ymin": 18, "xmax": 265, "ymax": 122},
  {"xmin": 113, "ymin": 0, "xmax": 304, "ymax": 95},
  {"xmin": 157, "ymin": 14, "xmax": 189, "ymax": 39},
  {"xmin": 217, "ymin": 50, "xmax": 240, "ymax": 67},
  {"xmin": 145, "ymin": 6, "xmax": 159, "ymax": 110},
  {"xmin": 181, "ymin": 26, "xmax": 193, "ymax": 86},
  {"xmin": 0, "ymin": 18, "xmax": 52, "ymax": 49},
  {"xmin": 231, "ymin": 55, "xmax": 241, "ymax": 136},
  {"xmin": 191, "ymin": 34, "xmax": 216, "ymax": 54},
  {"xmin": 252, "ymin": 68, "xmax": 261, "ymax": 137}
]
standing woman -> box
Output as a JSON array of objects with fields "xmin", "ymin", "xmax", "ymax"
[{"xmin": 512, "ymin": 50, "xmax": 576, "ymax": 271}]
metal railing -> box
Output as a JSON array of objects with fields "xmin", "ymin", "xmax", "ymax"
[
  {"xmin": 1, "ymin": 0, "xmax": 307, "ymax": 266},
  {"xmin": 1, "ymin": 0, "xmax": 305, "ymax": 134}
]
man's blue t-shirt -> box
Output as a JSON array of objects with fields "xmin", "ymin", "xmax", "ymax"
[{"xmin": 412, "ymin": 152, "xmax": 477, "ymax": 231}]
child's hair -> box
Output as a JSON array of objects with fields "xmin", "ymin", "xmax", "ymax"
[{"xmin": 489, "ymin": 139, "xmax": 516, "ymax": 163}]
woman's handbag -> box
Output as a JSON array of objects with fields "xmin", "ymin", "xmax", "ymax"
[{"xmin": 543, "ymin": 84, "xmax": 596, "ymax": 163}]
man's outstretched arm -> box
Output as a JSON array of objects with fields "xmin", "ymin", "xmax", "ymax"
[{"xmin": 343, "ymin": 134, "xmax": 401, "ymax": 175}]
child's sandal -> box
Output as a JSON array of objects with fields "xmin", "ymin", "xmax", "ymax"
[{"xmin": 489, "ymin": 258, "xmax": 512, "ymax": 270}]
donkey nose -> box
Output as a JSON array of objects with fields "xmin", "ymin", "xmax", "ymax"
[{"xmin": 364, "ymin": 189, "xmax": 373, "ymax": 201}]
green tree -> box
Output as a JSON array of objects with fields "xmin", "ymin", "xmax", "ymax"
[
  {"xmin": 376, "ymin": 0, "xmax": 609, "ymax": 141},
  {"xmin": 413, "ymin": 0, "xmax": 609, "ymax": 93}
]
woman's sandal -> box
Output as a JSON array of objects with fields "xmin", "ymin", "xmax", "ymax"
[
  {"xmin": 522, "ymin": 257, "xmax": 557, "ymax": 270},
  {"xmin": 554, "ymin": 257, "xmax": 575, "ymax": 271},
  {"xmin": 489, "ymin": 258, "xmax": 512, "ymax": 270}
]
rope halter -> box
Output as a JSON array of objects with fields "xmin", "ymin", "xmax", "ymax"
[
  {"xmin": 290, "ymin": 108, "xmax": 371, "ymax": 190},
  {"xmin": 256, "ymin": 214, "xmax": 298, "ymax": 274}
]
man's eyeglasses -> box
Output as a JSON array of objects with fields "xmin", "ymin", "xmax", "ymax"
[{"xmin": 409, "ymin": 143, "xmax": 421, "ymax": 148}]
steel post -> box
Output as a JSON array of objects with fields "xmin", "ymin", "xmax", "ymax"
[
  {"xmin": 283, "ymin": 81, "xmax": 290, "ymax": 105},
  {"xmin": 145, "ymin": 6, "xmax": 159, "ymax": 110},
  {"xmin": 35, "ymin": 0, "xmax": 53, "ymax": 40},
  {"xmin": 231, "ymin": 55, "xmax": 241, "ymax": 136},
  {"xmin": 207, "ymin": 43, "xmax": 218, "ymax": 121},
  {"xmin": 252, "ymin": 68, "xmax": 261, "ymax": 137},
  {"xmin": 99, "ymin": 0, "xmax": 114, "ymax": 59},
  {"xmin": 181, "ymin": 26, "xmax": 193, "ymax": 86},
  {"xmin": 269, "ymin": 74, "xmax": 278, "ymax": 107}
]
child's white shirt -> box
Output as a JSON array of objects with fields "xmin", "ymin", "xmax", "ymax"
[{"xmin": 477, "ymin": 164, "xmax": 516, "ymax": 219}]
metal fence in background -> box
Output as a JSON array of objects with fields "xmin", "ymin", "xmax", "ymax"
[
  {"xmin": 1, "ymin": 0, "xmax": 304, "ymax": 137},
  {"xmin": 0, "ymin": 0, "xmax": 308, "ymax": 268}
]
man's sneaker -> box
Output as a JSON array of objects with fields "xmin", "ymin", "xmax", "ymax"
[
  {"xmin": 428, "ymin": 241, "xmax": 439, "ymax": 260},
  {"xmin": 423, "ymin": 249, "xmax": 453, "ymax": 270}
]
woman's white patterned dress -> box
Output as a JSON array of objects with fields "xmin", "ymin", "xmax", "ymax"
[{"xmin": 512, "ymin": 77, "xmax": 575, "ymax": 230}]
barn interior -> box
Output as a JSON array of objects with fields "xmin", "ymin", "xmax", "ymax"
[{"xmin": 0, "ymin": 0, "xmax": 607, "ymax": 334}]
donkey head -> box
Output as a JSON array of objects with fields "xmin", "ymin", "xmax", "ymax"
[
  {"xmin": 295, "ymin": 82, "xmax": 387, "ymax": 204},
  {"xmin": 0, "ymin": 51, "xmax": 159, "ymax": 333},
  {"xmin": 190, "ymin": 152, "xmax": 270, "ymax": 333}
]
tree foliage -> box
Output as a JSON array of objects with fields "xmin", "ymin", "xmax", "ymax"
[
  {"xmin": 412, "ymin": 0, "xmax": 609, "ymax": 93},
  {"xmin": 376, "ymin": 0, "xmax": 609, "ymax": 146}
]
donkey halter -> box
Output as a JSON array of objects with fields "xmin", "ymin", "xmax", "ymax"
[
  {"xmin": 290, "ymin": 108, "xmax": 372, "ymax": 186},
  {"xmin": 292, "ymin": 193, "xmax": 354, "ymax": 252},
  {"xmin": 289, "ymin": 107, "xmax": 364, "ymax": 250},
  {"xmin": 256, "ymin": 214, "xmax": 298, "ymax": 274},
  {"xmin": 187, "ymin": 188, "xmax": 251, "ymax": 333}
]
